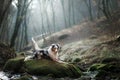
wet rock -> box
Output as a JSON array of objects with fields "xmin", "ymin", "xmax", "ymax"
[
  {"xmin": 88, "ymin": 62, "xmax": 120, "ymax": 79},
  {"xmin": 24, "ymin": 59, "xmax": 81, "ymax": 78},
  {"xmin": 79, "ymin": 76, "xmax": 91, "ymax": 80},
  {"xmin": 73, "ymin": 58, "xmax": 81, "ymax": 63},
  {"xmin": 88, "ymin": 63, "xmax": 107, "ymax": 71},
  {"xmin": 0, "ymin": 71, "xmax": 9, "ymax": 80},
  {"xmin": 101, "ymin": 57, "xmax": 120, "ymax": 64},
  {"xmin": 3, "ymin": 58, "xmax": 82, "ymax": 78},
  {"xmin": 3, "ymin": 57, "xmax": 24, "ymax": 73},
  {"xmin": 16, "ymin": 75, "xmax": 33, "ymax": 80}
]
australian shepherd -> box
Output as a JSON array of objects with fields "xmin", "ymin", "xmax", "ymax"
[{"xmin": 24, "ymin": 38, "xmax": 64, "ymax": 63}]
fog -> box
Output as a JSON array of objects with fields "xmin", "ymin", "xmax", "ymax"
[
  {"xmin": 0, "ymin": 0, "xmax": 119, "ymax": 51},
  {"xmin": 27, "ymin": 0, "xmax": 96, "ymax": 40}
]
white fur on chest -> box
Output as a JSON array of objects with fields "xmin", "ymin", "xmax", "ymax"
[{"xmin": 48, "ymin": 47, "xmax": 59, "ymax": 61}]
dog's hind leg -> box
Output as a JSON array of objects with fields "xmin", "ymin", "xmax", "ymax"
[{"xmin": 32, "ymin": 37, "xmax": 41, "ymax": 51}]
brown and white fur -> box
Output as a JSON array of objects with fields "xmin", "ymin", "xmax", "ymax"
[
  {"xmin": 47, "ymin": 44, "xmax": 60, "ymax": 62},
  {"xmin": 24, "ymin": 37, "xmax": 64, "ymax": 63}
]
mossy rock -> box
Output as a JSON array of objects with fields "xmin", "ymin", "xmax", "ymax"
[
  {"xmin": 95, "ymin": 69, "xmax": 120, "ymax": 79},
  {"xmin": 95, "ymin": 70, "xmax": 110, "ymax": 80},
  {"xmin": 3, "ymin": 57, "xmax": 24, "ymax": 73},
  {"xmin": 88, "ymin": 63, "xmax": 107, "ymax": 71},
  {"xmin": 3, "ymin": 58, "xmax": 81, "ymax": 78},
  {"xmin": 89, "ymin": 63, "xmax": 120, "ymax": 79},
  {"xmin": 101, "ymin": 57, "xmax": 120, "ymax": 64},
  {"xmin": 89, "ymin": 63, "xmax": 120, "ymax": 72},
  {"xmin": 16, "ymin": 75, "xmax": 33, "ymax": 80},
  {"xmin": 24, "ymin": 59, "xmax": 81, "ymax": 78},
  {"xmin": 73, "ymin": 58, "xmax": 81, "ymax": 63}
]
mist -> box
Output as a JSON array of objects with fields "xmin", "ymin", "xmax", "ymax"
[{"xmin": 0, "ymin": 0, "xmax": 120, "ymax": 79}]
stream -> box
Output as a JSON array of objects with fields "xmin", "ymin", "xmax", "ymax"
[
  {"xmin": 0, "ymin": 71, "xmax": 98, "ymax": 80},
  {"xmin": 0, "ymin": 71, "xmax": 38, "ymax": 80}
]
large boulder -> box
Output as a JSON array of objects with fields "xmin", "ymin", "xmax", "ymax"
[
  {"xmin": 88, "ymin": 58, "xmax": 120, "ymax": 79},
  {"xmin": 3, "ymin": 57, "xmax": 81, "ymax": 78},
  {"xmin": 3, "ymin": 57, "xmax": 24, "ymax": 73}
]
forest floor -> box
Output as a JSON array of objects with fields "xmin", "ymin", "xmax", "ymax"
[
  {"xmin": 33, "ymin": 11, "xmax": 120, "ymax": 68},
  {"xmin": 59, "ymin": 35, "xmax": 120, "ymax": 68}
]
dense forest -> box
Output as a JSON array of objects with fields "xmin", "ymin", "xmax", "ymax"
[
  {"xmin": 0, "ymin": 0, "xmax": 120, "ymax": 51},
  {"xmin": 0, "ymin": 0, "xmax": 120, "ymax": 80}
]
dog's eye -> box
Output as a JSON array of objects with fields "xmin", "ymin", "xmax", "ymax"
[{"xmin": 52, "ymin": 45, "xmax": 55, "ymax": 48}]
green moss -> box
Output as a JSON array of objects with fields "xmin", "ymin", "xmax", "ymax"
[
  {"xmin": 89, "ymin": 63, "xmax": 120, "ymax": 72},
  {"xmin": 24, "ymin": 59, "xmax": 81, "ymax": 78},
  {"xmin": 88, "ymin": 63, "xmax": 107, "ymax": 71},
  {"xmin": 3, "ymin": 58, "xmax": 81, "ymax": 78},
  {"xmin": 89, "ymin": 63, "xmax": 120, "ymax": 79},
  {"xmin": 16, "ymin": 75, "xmax": 33, "ymax": 80},
  {"xmin": 3, "ymin": 57, "xmax": 24, "ymax": 72}
]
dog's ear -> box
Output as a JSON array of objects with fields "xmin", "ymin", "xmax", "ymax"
[
  {"xmin": 56, "ymin": 44, "xmax": 61, "ymax": 50},
  {"xmin": 53, "ymin": 44, "xmax": 61, "ymax": 52},
  {"xmin": 51, "ymin": 44, "xmax": 55, "ymax": 48}
]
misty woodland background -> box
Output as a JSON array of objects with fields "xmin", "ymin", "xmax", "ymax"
[
  {"xmin": 0, "ymin": 0, "xmax": 120, "ymax": 80},
  {"xmin": 0, "ymin": 0, "xmax": 120, "ymax": 51}
]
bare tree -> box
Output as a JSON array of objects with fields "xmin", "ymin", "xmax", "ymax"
[
  {"xmin": 84, "ymin": 0, "xmax": 93, "ymax": 20},
  {"xmin": 71, "ymin": 0, "xmax": 76, "ymax": 24},
  {"xmin": 51, "ymin": 0, "xmax": 56, "ymax": 32},
  {"xmin": 10, "ymin": 0, "xmax": 32, "ymax": 49},
  {"xmin": 44, "ymin": 0, "xmax": 51, "ymax": 35},
  {"xmin": 60, "ymin": 0, "xmax": 68, "ymax": 28},
  {"xmin": 0, "ymin": 0, "xmax": 12, "ymax": 28}
]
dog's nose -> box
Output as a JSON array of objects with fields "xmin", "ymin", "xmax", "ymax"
[
  {"xmin": 55, "ymin": 48, "xmax": 58, "ymax": 52},
  {"xmin": 52, "ymin": 48, "xmax": 58, "ymax": 52}
]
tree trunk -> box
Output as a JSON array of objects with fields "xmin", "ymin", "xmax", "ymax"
[
  {"xmin": 10, "ymin": 0, "xmax": 29, "ymax": 48},
  {"xmin": 0, "ymin": 0, "xmax": 12, "ymax": 28},
  {"xmin": 61, "ymin": 0, "xmax": 67, "ymax": 28}
]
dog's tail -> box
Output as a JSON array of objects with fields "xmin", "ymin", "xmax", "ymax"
[{"xmin": 32, "ymin": 37, "xmax": 41, "ymax": 51}]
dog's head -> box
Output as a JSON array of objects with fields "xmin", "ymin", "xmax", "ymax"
[{"xmin": 50, "ymin": 44, "xmax": 61, "ymax": 53}]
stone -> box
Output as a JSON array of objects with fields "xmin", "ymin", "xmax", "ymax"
[{"xmin": 3, "ymin": 58, "xmax": 82, "ymax": 78}]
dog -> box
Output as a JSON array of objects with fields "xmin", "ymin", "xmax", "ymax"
[{"xmin": 24, "ymin": 38, "xmax": 64, "ymax": 63}]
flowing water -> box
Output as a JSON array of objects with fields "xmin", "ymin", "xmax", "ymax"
[{"xmin": 0, "ymin": 71, "xmax": 98, "ymax": 80}]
